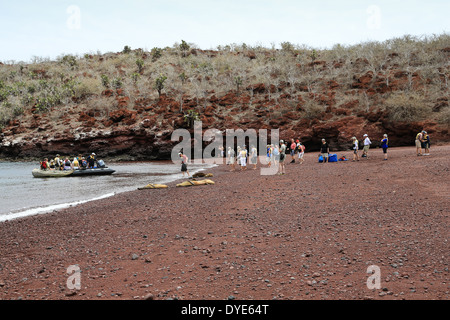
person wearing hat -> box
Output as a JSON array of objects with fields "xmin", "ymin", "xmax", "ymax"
[
  {"xmin": 319, "ymin": 139, "xmax": 329, "ymax": 163},
  {"xmin": 421, "ymin": 131, "xmax": 431, "ymax": 156},
  {"xmin": 227, "ymin": 147, "xmax": 236, "ymax": 171},
  {"xmin": 362, "ymin": 134, "xmax": 372, "ymax": 159},
  {"xmin": 54, "ymin": 154, "xmax": 61, "ymax": 168},
  {"xmin": 87, "ymin": 153, "xmax": 97, "ymax": 168}
]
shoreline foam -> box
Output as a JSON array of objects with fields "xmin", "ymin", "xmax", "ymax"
[{"xmin": 0, "ymin": 162, "xmax": 216, "ymax": 223}]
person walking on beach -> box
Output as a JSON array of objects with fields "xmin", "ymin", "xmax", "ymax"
[
  {"xmin": 250, "ymin": 145, "xmax": 258, "ymax": 170},
  {"xmin": 381, "ymin": 134, "xmax": 389, "ymax": 160},
  {"xmin": 296, "ymin": 140, "xmax": 305, "ymax": 164},
  {"xmin": 227, "ymin": 147, "xmax": 236, "ymax": 172},
  {"xmin": 320, "ymin": 139, "xmax": 329, "ymax": 163},
  {"xmin": 352, "ymin": 137, "xmax": 360, "ymax": 162},
  {"xmin": 179, "ymin": 152, "xmax": 190, "ymax": 177},
  {"xmin": 278, "ymin": 140, "xmax": 286, "ymax": 175},
  {"xmin": 239, "ymin": 146, "xmax": 247, "ymax": 171},
  {"xmin": 415, "ymin": 131, "xmax": 424, "ymax": 156},
  {"xmin": 290, "ymin": 139, "xmax": 296, "ymax": 163},
  {"xmin": 273, "ymin": 144, "xmax": 280, "ymax": 167},
  {"xmin": 236, "ymin": 146, "xmax": 242, "ymax": 168},
  {"xmin": 266, "ymin": 145, "xmax": 272, "ymax": 167},
  {"xmin": 362, "ymin": 134, "xmax": 371, "ymax": 159}
]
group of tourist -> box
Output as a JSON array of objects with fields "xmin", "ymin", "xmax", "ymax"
[
  {"xmin": 218, "ymin": 130, "xmax": 431, "ymax": 174},
  {"xmin": 40, "ymin": 153, "xmax": 101, "ymax": 171},
  {"xmin": 226, "ymin": 145, "xmax": 259, "ymax": 172},
  {"xmin": 222, "ymin": 139, "xmax": 305, "ymax": 175},
  {"xmin": 320, "ymin": 133, "xmax": 390, "ymax": 162}
]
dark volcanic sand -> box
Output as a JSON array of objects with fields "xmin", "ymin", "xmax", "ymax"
[{"xmin": 0, "ymin": 145, "xmax": 448, "ymax": 300}]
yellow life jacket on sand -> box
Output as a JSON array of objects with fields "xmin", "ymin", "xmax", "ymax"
[
  {"xmin": 138, "ymin": 184, "xmax": 168, "ymax": 190},
  {"xmin": 176, "ymin": 179, "xmax": 215, "ymax": 187}
]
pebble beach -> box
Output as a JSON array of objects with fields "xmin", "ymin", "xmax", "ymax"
[{"xmin": 0, "ymin": 145, "xmax": 448, "ymax": 301}]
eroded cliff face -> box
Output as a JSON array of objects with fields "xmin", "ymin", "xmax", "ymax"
[
  {"xmin": 1, "ymin": 46, "xmax": 449, "ymax": 160},
  {"xmin": 1, "ymin": 84, "xmax": 447, "ymax": 161}
]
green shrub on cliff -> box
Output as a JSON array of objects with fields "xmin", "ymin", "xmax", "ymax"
[
  {"xmin": 136, "ymin": 58, "xmax": 144, "ymax": 73},
  {"xmin": 151, "ymin": 47, "xmax": 162, "ymax": 62},
  {"xmin": 122, "ymin": 45, "xmax": 132, "ymax": 54},
  {"xmin": 59, "ymin": 54, "xmax": 78, "ymax": 69},
  {"xmin": 184, "ymin": 109, "xmax": 200, "ymax": 128},
  {"xmin": 101, "ymin": 74, "xmax": 110, "ymax": 88},
  {"xmin": 72, "ymin": 78, "xmax": 102, "ymax": 98},
  {"xmin": 179, "ymin": 40, "xmax": 191, "ymax": 57},
  {"xmin": 154, "ymin": 74, "xmax": 167, "ymax": 97},
  {"xmin": 385, "ymin": 92, "xmax": 430, "ymax": 122}
]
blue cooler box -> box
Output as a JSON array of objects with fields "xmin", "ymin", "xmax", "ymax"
[{"xmin": 328, "ymin": 154, "xmax": 338, "ymax": 162}]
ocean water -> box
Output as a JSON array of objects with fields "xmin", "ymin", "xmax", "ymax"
[{"xmin": 0, "ymin": 161, "xmax": 214, "ymax": 223}]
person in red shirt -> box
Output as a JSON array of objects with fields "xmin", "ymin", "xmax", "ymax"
[{"xmin": 40, "ymin": 158, "xmax": 49, "ymax": 170}]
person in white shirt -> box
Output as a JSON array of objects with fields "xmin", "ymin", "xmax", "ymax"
[
  {"xmin": 296, "ymin": 140, "xmax": 305, "ymax": 164},
  {"xmin": 239, "ymin": 146, "xmax": 247, "ymax": 171},
  {"xmin": 362, "ymin": 134, "xmax": 372, "ymax": 159},
  {"xmin": 227, "ymin": 147, "xmax": 236, "ymax": 172},
  {"xmin": 352, "ymin": 137, "xmax": 360, "ymax": 161}
]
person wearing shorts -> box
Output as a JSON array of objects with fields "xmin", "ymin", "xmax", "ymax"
[
  {"xmin": 227, "ymin": 147, "xmax": 236, "ymax": 172},
  {"xmin": 415, "ymin": 131, "xmax": 424, "ymax": 156},
  {"xmin": 352, "ymin": 137, "xmax": 360, "ymax": 161},
  {"xmin": 297, "ymin": 141, "xmax": 305, "ymax": 164},
  {"xmin": 320, "ymin": 139, "xmax": 329, "ymax": 163},
  {"xmin": 250, "ymin": 145, "xmax": 258, "ymax": 170},
  {"xmin": 179, "ymin": 152, "xmax": 190, "ymax": 177},
  {"xmin": 239, "ymin": 146, "xmax": 247, "ymax": 171},
  {"xmin": 278, "ymin": 140, "xmax": 286, "ymax": 174},
  {"xmin": 362, "ymin": 134, "xmax": 371, "ymax": 158},
  {"xmin": 421, "ymin": 131, "xmax": 430, "ymax": 156},
  {"xmin": 290, "ymin": 139, "xmax": 296, "ymax": 163},
  {"xmin": 381, "ymin": 134, "xmax": 389, "ymax": 160}
]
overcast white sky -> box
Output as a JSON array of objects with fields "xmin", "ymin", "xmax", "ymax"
[{"xmin": 0, "ymin": 0, "xmax": 449, "ymax": 63}]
